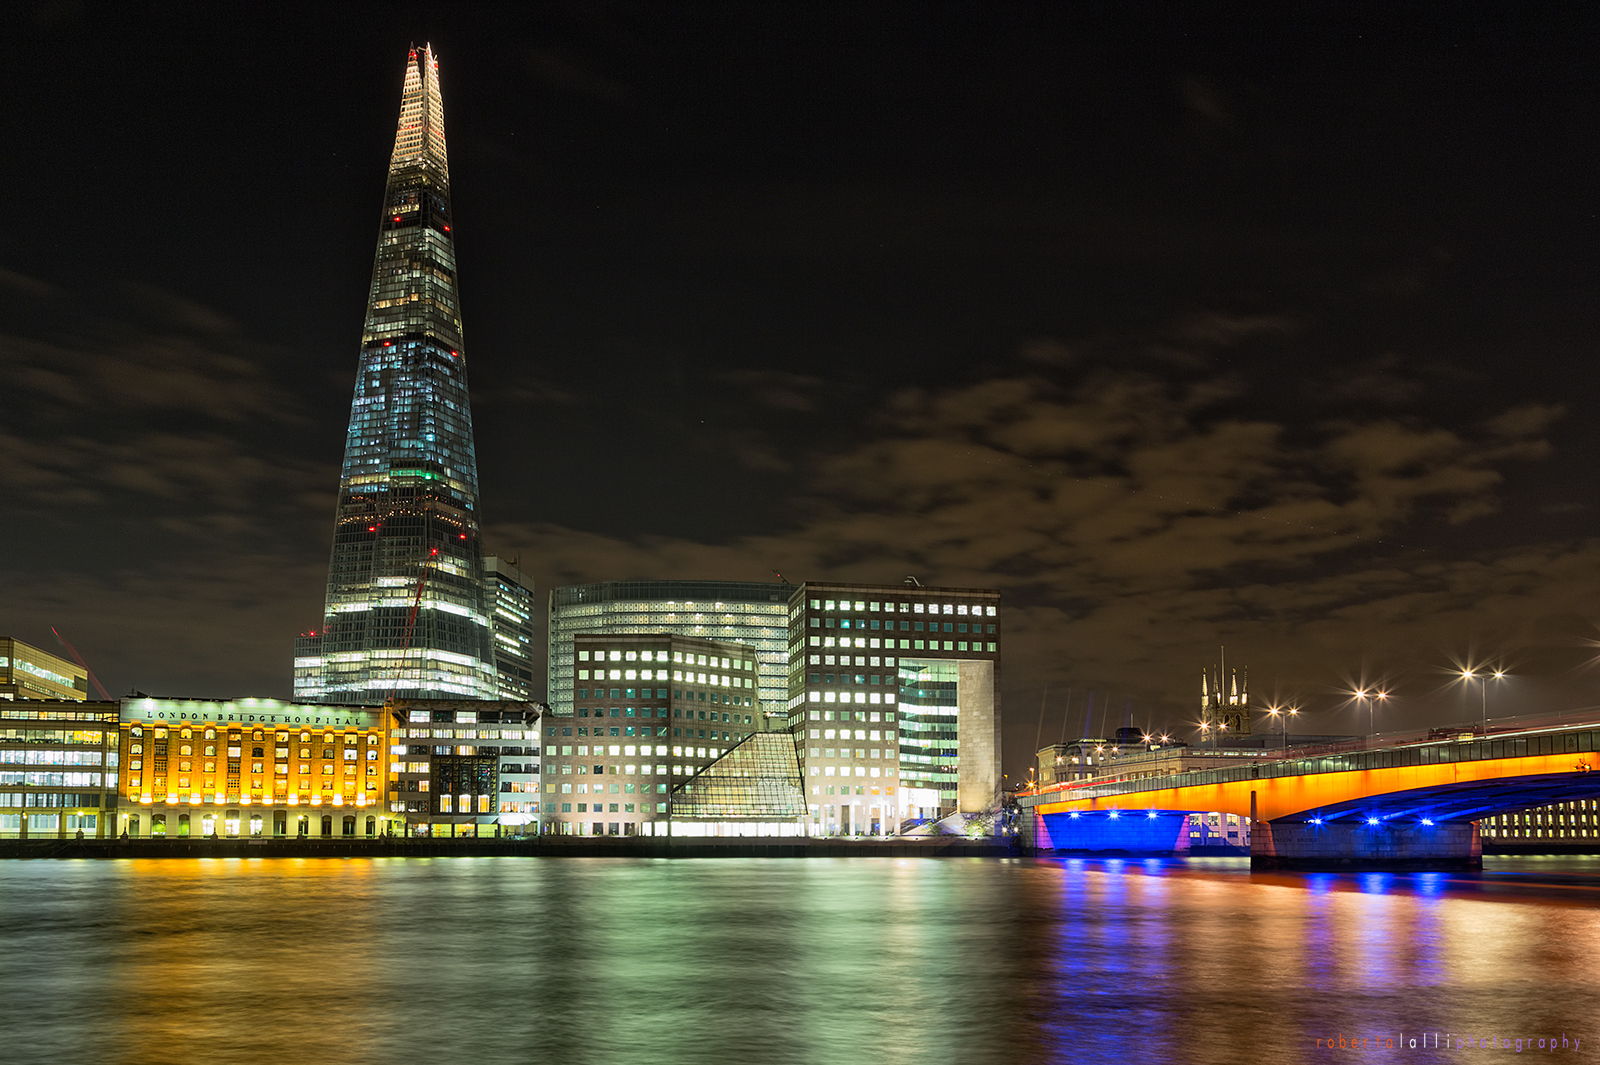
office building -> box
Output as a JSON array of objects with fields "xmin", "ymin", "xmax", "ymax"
[
  {"xmin": 784, "ymin": 581, "xmax": 1001, "ymax": 834},
  {"xmin": 116, "ymin": 697, "xmax": 402, "ymax": 838},
  {"xmin": 541, "ymin": 633, "xmax": 760, "ymax": 836},
  {"xmin": 484, "ymin": 557, "xmax": 535, "ymax": 700},
  {"xmin": 0, "ymin": 698, "xmax": 119, "ymax": 838},
  {"xmin": 1, "ymin": 637, "xmax": 88, "ymax": 702},
  {"xmin": 387, "ymin": 698, "xmax": 542, "ymax": 837},
  {"xmin": 547, "ymin": 580, "xmax": 790, "ymax": 716},
  {"xmin": 296, "ymin": 43, "xmax": 497, "ymax": 703},
  {"xmin": 1481, "ymin": 802, "xmax": 1600, "ymax": 845}
]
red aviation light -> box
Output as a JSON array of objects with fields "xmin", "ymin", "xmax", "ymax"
[
  {"xmin": 394, "ymin": 216, "xmax": 402, "ymax": 222},
  {"xmin": 443, "ymin": 225, "xmax": 450, "ymax": 231}
]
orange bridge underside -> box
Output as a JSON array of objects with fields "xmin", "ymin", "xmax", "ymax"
[{"xmin": 1033, "ymin": 752, "xmax": 1597, "ymax": 822}]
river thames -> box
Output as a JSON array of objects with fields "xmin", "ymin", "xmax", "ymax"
[{"xmin": 0, "ymin": 856, "xmax": 1595, "ymax": 1064}]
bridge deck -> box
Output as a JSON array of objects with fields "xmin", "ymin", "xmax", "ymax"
[{"xmin": 1020, "ymin": 721, "xmax": 1600, "ymax": 823}]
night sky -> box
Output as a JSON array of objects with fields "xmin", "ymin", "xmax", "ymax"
[{"xmin": 5, "ymin": 3, "xmax": 1600, "ymax": 780}]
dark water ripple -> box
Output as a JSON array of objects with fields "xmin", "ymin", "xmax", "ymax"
[{"xmin": 1, "ymin": 856, "xmax": 1598, "ymax": 1065}]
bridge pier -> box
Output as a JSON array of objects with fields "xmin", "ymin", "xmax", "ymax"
[
  {"xmin": 1027, "ymin": 810, "xmax": 1194, "ymax": 855},
  {"xmin": 1251, "ymin": 820, "xmax": 1482, "ymax": 871}
]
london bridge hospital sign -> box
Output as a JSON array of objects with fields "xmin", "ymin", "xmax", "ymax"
[{"xmin": 122, "ymin": 699, "xmax": 386, "ymax": 730}]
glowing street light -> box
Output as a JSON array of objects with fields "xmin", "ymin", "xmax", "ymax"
[
  {"xmin": 1265, "ymin": 704, "xmax": 1300, "ymax": 749},
  {"xmin": 1352, "ymin": 688, "xmax": 1389, "ymax": 738},
  {"xmin": 1459, "ymin": 667, "xmax": 1507, "ymax": 736}
]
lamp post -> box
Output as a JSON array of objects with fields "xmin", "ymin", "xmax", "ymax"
[
  {"xmin": 1354, "ymin": 689, "xmax": 1388, "ymax": 742},
  {"xmin": 1266, "ymin": 705, "xmax": 1299, "ymax": 749},
  {"xmin": 1460, "ymin": 669, "xmax": 1506, "ymax": 736}
]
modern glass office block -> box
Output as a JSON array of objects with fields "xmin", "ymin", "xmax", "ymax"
[{"xmin": 548, "ymin": 581, "xmax": 791, "ymax": 717}]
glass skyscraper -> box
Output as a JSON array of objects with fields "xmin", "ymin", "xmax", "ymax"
[{"xmin": 296, "ymin": 44, "xmax": 495, "ymax": 703}]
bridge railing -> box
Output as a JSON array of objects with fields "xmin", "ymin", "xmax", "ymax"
[{"xmin": 1018, "ymin": 714, "xmax": 1600, "ymax": 801}]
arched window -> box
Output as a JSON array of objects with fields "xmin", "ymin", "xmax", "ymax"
[
  {"xmin": 342, "ymin": 816, "xmax": 356, "ymax": 836},
  {"xmin": 365, "ymin": 816, "xmax": 376, "ymax": 836},
  {"xmin": 320, "ymin": 815, "xmax": 332, "ymax": 836}
]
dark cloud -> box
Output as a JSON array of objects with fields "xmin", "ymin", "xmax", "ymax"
[
  {"xmin": 3, "ymin": 6, "xmax": 1600, "ymax": 781},
  {"xmin": 485, "ymin": 339, "xmax": 1586, "ymax": 754}
]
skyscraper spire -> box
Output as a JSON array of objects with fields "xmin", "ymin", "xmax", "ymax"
[
  {"xmin": 295, "ymin": 44, "xmax": 496, "ymax": 702},
  {"xmin": 391, "ymin": 44, "xmax": 449, "ymax": 181}
]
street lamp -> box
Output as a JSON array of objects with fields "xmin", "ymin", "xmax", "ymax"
[
  {"xmin": 1460, "ymin": 668, "xmax": 1506, "ymax": 736},
  {"xmin": 1353, "ymin": 689, "xmax": 1388, "ymax": 740},
  {"xmin": 1265, "ymin": 705, "xmax": 1300, "ymax": 749}
]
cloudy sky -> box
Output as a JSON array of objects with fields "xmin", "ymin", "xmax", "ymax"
[{"xmin": 4, "ymin": 3, "xmax": 1599, "ymax": 778}]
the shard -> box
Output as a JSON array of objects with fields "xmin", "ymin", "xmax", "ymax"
[{"xmin": 295, "ymin": 44, "xmax": 495, "ymax": 702}]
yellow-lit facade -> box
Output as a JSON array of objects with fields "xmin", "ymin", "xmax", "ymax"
[{"xmin": 115, "ymin": 698, "xmax": 402, "ymax": 839}]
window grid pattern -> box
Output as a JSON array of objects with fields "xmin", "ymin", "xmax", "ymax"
[
  {"xmin": 548, "ymin": 582, "xmax": 791, "ymax": 717},
  {"xmin": 299, "ymin": 44, "xmax": 495, "ymax": 702}
]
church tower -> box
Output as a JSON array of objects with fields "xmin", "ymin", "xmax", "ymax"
[{"xmin": 1200, "ymin": 661, "xmax": 1252, "ymax": 737}]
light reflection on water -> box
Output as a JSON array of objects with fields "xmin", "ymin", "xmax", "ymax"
[{"xmin": 1, "ymin": 856, "xmax": 1598, "ymax": 1065}]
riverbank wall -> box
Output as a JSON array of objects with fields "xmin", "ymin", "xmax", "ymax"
[{"xmin": 0, "ymin": 836, "xmax": 1019, "ymax": 860}]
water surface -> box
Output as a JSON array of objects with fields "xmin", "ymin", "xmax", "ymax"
[{"xmin": 1, "ymin": 856, "xmax": 1596, "ymax": 1064}]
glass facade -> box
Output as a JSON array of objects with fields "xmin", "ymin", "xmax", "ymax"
[
  {"xmin": 897, "ymin": 659, "xmax": 959, "ymax": 809},
  {"xmin": 298, "ymin": 44, "xmax": 494, "ymax": 703},
  {"xmin": 483, "ymin": 558, "xmax": 535, "ymax": 700},
  {"xmin": 547, "ymin": 581, "xmax": 791, "ymax": 717},
  {"xmin": 672, "ymin": 732, "xmax": 805, "ymax": 821},
  {"xmin": 0, "ymin": 638, "xmax": 89, "ymax": 702},
  {"xmin": 0, "ymin": 699, "xmax": 119, "ymax": 838}
]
